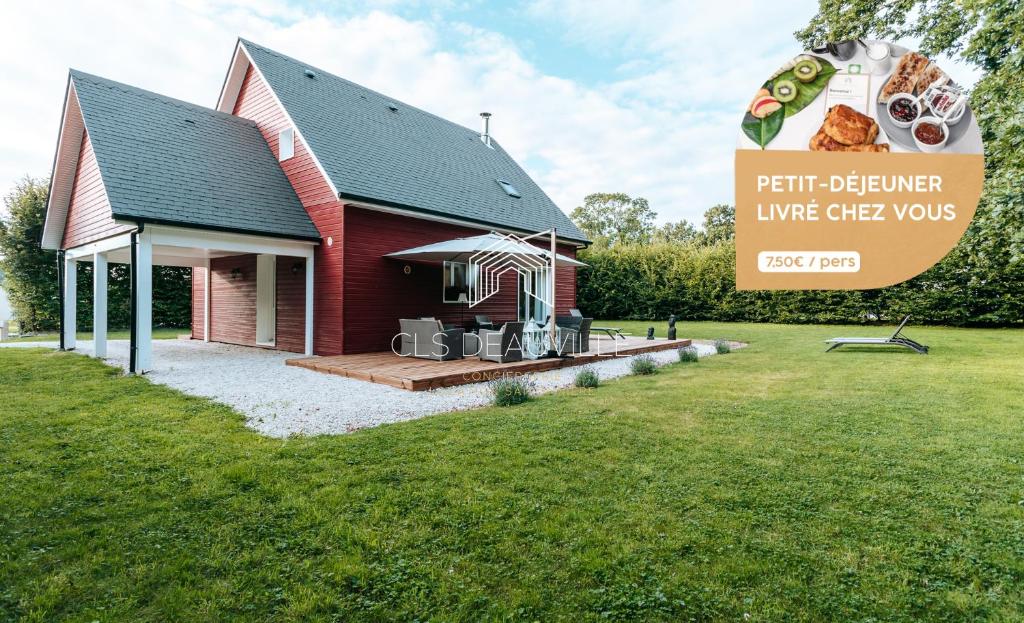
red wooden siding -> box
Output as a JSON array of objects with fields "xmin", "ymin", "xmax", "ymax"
[
  {"xmin": 232, "ymin": 64, "xmax": 343, "ymax": 355},
  {"xmin": 205, "ymin": 254, "xmax": 306, "ymax": 353},
  {"xmin": 341, "ymin": 205, "xmax": 577, "ymax": 354},
  {"xmin": 274, "ymin": 256, "xmax": 308, "ymax": 353},
  {"xmin": 191, "ymin": 267, "xmax": 205, "ymax": 340},
  {"xmin": 61, "ymin": 130, "xmax": 131, "ymax": 249}
]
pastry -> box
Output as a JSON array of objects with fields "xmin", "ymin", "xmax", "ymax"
[
  {"xmin": 809, "ymin": 129, "xmax": 890, "ymax": 152},
  {"xmin": 822, "ymin": 104, "xmax": 880, "ymax": 146},
  {"xmin": 878, "ymin": 52, "xmax": 930, "ymax": 102},
  {"xmin": 916, "ymin": 63, "xmax": 949, "ymax": 93}
]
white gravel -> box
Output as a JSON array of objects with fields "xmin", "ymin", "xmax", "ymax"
[{"xmin": 2, "ymin": 338, "xmax": 721, "ymax": 437}]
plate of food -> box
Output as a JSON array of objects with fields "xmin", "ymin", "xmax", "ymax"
[{"xmin": 876, "ymin": 52, "xmax": 974, "ymax": 152}]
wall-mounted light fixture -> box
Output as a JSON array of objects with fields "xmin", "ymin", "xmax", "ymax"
[
  {"xmin": 291, "ymin": 261, "xmax": 304, "ymax": 275},
  {"xmin": 231, "ymin": 267, "xmax": 242, "ymax": 280},
  {"xmin": 403, "ymin": 264, "xmax": 412, "ymax": 275}
]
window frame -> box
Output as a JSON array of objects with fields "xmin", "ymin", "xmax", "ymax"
[
  {"xmin": 278, "ymin": 127, "xmax": 295, "ymax": 161},
  {"xmin": 442, "ymin": 260, "xmax": 475, "ymax": 303}
]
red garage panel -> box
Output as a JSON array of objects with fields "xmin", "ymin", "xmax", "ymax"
[{"xmin": 207, "ymin": 254, "xmax": 306, "ymax": 353}]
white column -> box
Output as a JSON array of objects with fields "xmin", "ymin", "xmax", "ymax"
[
  {"xmin": 63, "ymin": 257, "xmax": 77, "ymax": 350},
  {"xmin": 304, "ymin": 253, "xmax": 314, "ymax": 356},
  {"xmin": 93, "ymin": 252, "xmax": 107, "ymax": 358},
  {"xmin": 549, "ymin": 228, "xmax": 557, "ymax": 349},
  {"xmin": 136, "ymin": 230, "xmax": 153, "ymax": 372},
  {"xmin": 203, "ymin": 258, "xmax": 211, "ymax": 342}
]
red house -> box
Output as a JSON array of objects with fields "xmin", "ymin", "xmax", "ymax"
[{"xmin": 41, "ymin": 39, "xmax": 589, "ymax": 372}]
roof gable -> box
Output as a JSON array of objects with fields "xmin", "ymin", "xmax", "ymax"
[
  {"xmin": 233, "ymin": 39, "xmax": 589, "ymax": 244},
  {"xmin": 61, "ymin": 71, "xmax": 320, "ymax": 241}
]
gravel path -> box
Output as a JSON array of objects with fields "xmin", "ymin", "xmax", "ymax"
[{"xmin": 2, "ymin": 338, "xmax": 721, "ymax": 437}]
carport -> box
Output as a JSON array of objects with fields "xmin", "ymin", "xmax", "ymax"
[{"xmin": 59, "ymin": 225, "xmax": 316, "ymax": 372}]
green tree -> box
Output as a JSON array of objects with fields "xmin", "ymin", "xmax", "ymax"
[
  {"xmin": 655, "ymin": 220, "xmax": 699, "ymax": 244},
  {"xmin": 0, "ymin": 178, "xmax": 58, "ymax": 331},
  {"xmin": 0, "ymin": 176, "xmax": 193, "ymax": 333},
  {"xmin": 798, "ymin": 0, "xmax": 1024, "ymax": 321},
  {"xmin": 570, "ymin": 193, "xmax": 657, "ymax": 246},
  {"xmin": 699, "ymin": 204, "xmax": 735, "ymax": 245}
]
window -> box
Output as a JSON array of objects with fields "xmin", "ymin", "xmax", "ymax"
[
  {"xmin": 278, "ymin": 127, "xmax": 295, "ymax": 161},
  {"xmin": 443, "ymin": 261, "xmax": 476, "ymax": 303},
  {"xmin": 497, "ymin": 179, "xmax": 521, "ymax": 198}
]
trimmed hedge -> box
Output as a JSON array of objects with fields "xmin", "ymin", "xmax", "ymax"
[{"xmin": 577, "ymin": 239, "xmax": 1024, "ymax": 327}]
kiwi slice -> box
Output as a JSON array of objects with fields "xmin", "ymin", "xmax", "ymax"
[
  {"xmin": 794, "ymin": 60, "xmax": 818, "ymax": 82},
  {"xmin": 772, "ymin": 79, "xmax": 798, "ymax": 103}
]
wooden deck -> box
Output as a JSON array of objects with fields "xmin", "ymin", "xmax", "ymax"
[{"xmin": 286, "ymin": 337, "xmax": 692, "ymax": 391}]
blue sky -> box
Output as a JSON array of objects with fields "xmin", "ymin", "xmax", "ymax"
[{"xmin": 0, "ymin": 0, "xmax": 979, "ymax": 225}]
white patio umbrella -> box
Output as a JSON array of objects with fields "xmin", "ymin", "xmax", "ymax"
[
  {"xmin": 386, "ymin": 232, "xmax": 585, "ymax": 357},
  {"xmin": 384, "ymin": 232, "xmax": 587, "ymax": 267}
]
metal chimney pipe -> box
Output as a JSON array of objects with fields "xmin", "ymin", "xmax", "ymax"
[{"xmin": 479, "ymin": 112, "xmax": 492, "ymax": 146}]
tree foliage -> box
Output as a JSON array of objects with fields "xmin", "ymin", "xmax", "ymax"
[
  {"xmin": 699, "ymin": 204, "xmax": 735, "ymax": 245},
  {"xmin": 0, "ymin": 178, "xmax": 58, "ymax": 331},
  {"xmin": 0, "ymin": 177, "xmax": 192, "ymax": 332},
  {"xmin": 574, "ymin": 1, "xmax": 1023, "ymax": 327},
  {"xmin": 569, "ymin": 193, "xmax": 658, "ymax": 247}
]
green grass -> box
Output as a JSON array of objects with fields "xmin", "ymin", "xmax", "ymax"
[
  {"xmin": 1, "ymin": 327, "xmax": 186, "ymax": 343},
  {"xmin": 1, "ymin": 322, "xmax": 1022, "ymax": 621}
]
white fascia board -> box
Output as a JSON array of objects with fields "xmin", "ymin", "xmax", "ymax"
[
  {"xmin": 143, "ymin": 224, "xmax": 317, "ymax": 258},
  {"xmin": 63, "ymin": 232, "xmax": 133, "ymax": 259},
  {"xmin": 215, "ymin": 42, "xmax": 247, "ymax": 113}
]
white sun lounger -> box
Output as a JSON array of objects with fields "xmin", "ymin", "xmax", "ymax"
[{"xmin": 825, "ymin": 315, "xmax": 928, "ymax": 354}]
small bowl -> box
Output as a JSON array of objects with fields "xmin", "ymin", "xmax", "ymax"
[
  {"xmin": 930, "ymin": 98, "xmax": 966, "ymax": 126},
  {"xmin": 886, "ymin": 93, "xmax": 920, "ymax": 129},
  {"xmin": 912, "ymin": 116, "xmax": 948, "ymax": 152}
]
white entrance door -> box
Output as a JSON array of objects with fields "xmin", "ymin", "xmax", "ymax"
[{"xmin": 256, "ymin": 254, "xmax": 276, "ymax": 346}]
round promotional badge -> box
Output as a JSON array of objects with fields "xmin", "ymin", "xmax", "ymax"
[{"xmin": 734, "ymin": 40, "xmax": 984, "ymax": 289}]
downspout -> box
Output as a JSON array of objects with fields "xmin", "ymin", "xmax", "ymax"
[
  {"xmin": 129, "ymin": 223, "xmax": 144, "ymax": 374},
  {"xmin": 57, "ymin": 250, "xmax": 66, "ymax": 351}
]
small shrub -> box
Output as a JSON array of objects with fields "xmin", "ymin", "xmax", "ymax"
[
  {"xmin": 677, "ymin": 346, "xmax": 699, "ymax": 363},
  {"xmin": 715, "ymin": 339, "xmax": 731, "ymax": 354},
  {"xmin": 630, "ymin": 354, "xmax": 658, "ymax": 375},
  {"xmin": 574, "ymin": 367, "xmax": 600, "ymax": 388},
  {"xmin": 489, "ymin": 374, "xmax": 534, "ymax": 406}
]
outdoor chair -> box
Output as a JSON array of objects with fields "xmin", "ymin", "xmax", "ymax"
[
  {"xmin": 825, "ymin": 315, "xmax": 928, "ymax": 354},
  {"xmin": 399, "ymin": 319, "xmax": 464, "ymax": 361},
  {"xmin": 474, "ymin": 315, "xmax": 496, "ymax": 332},
  {"xmin": 556, "ymin": 317, "xmax": 592, "ymax": 354},
  {"xmin": 478, "ymin": 321, "xmax": 524, "ymax": 363},
  {"xmin": 569, "ymin": 308, "xmax": 584, "ymax": 318}
]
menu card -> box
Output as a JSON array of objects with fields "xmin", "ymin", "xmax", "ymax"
[{"xmin": 824, "ymin": 73, "xmax": 871, "ymax": 114}]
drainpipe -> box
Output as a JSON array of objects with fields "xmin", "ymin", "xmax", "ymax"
[
  {"xmin": 57, "ymin": 250, "xmax": 66, "ymax": 351},
  {"xmin": 129, "ymin": 224, "xmax": 144, "ymax": 374}
]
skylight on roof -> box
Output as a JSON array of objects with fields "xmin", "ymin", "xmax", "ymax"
[{"xmin": 497, "ymin": 179, "xmax": 521, "ymax": 198}]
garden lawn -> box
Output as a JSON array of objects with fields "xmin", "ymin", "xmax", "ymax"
[
  {"xmin": 0, "ymin": 327, "xmax": 186, "ymax": 343},
  {"xmin": 1, "ymin": 322, "xmax": 1022, "ymax": 621}
]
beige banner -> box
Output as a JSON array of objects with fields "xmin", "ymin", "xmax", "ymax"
[{"xmin": 735, "ymin": 150, "xmax": 984, "ymax": 290}]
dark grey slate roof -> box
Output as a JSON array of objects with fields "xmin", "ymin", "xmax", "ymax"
[
  {"xmin": 70, "ymin": 70, "xmax": 320, "ymax": 241},
  {"xmin": 240, "ymin": 40, "xmax": 589, "ymax": 244}
]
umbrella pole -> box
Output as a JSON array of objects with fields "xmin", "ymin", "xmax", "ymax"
[{"xmin": 546, "ymin": 227, "xmax": 561, "ymax": 358}]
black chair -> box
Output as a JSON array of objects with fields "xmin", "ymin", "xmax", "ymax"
[
  {"xmin": 474, "ymin": 315, "xmax": 496, "ymax": 332},
  {"xmin": 478, "ymin": 322, "xmax": 524, "ymax": 363}
]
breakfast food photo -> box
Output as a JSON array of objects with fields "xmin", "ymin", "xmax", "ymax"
[{"xmin": 737, "ymin": 40, "xmax": 983, "ymax": 155}]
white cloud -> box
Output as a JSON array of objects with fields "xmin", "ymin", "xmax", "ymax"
[{"xmin": 0, "ymin": 0, "xmax": 983, "ymax": 228}]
